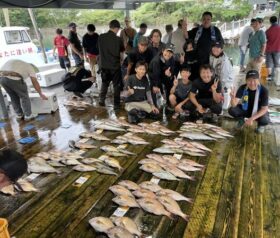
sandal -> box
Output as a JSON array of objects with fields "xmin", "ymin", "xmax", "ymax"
[{"xmin": 172, "ymin": 112, "xmax": 180, "ymax": 119}]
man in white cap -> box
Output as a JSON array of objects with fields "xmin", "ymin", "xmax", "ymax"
[{"xmin": 0, "ymin": 59, "xmax": 47, "ymax": 120}]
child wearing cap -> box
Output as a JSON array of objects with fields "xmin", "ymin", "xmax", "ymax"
[
  {"xmin": 0, "ymin": 149, "xmax": 27, "ymax": 190},
  {"xmin": 209, "ymin": 41, "xmax": 234, "ymax": 90},
  {"xmin": 169, "ymin": 67, "xmax": 192, "ymax": 119},
  {"xmin": 228, "ymin": 70, "xmax": 270, "ymax": 133},
  {"xmin": 125, "ymin": 61, "xmax": 159, "ymax": 124}
]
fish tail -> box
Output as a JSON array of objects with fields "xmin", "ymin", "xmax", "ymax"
[
  {"xmin": 166, "ymin": 212, "xmax": 175, "ymax": 220},
  {"xmin": 188, "ymin": 175, "xmax": 195, "ymax": 181},
  {"xmin": 185, "ymin": 197, "xmax": 194, "ymax": 203},
  {"xmin": 181, "ymin": 214, "xmax": 190, "ymax": 222}
]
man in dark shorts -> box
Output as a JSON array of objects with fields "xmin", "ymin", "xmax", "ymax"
[
  {"xmin": 184, "ymin": 64, "xmax": 223, "ymax": 121},
  {"xmin": 126, "ymin": 61, "xmax": 159, "ymax": 123},
  {"xmin": 228, "ymin": 70, "xmax": 270, "ymax": 133}
]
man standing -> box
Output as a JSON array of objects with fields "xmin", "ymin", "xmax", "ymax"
[
  {"xmin": 120, "ymin": 16, "xmax": 137, "ymax": 53},
  {"xmin": 53, "ymin": 28, "xmax": 71, "ymax": 70},
  {"xmin": 82, "ymin": 24, "xmax": 99, "ymax": 79},
  {"xmin": 187, "ymin": 12, "xmax": 224, "ymax": 65},
  {"xmin": 162, "ymin": 24, "xmax": 173, "ymax": 44},
  {"xmin": 171, "ymin": 19, "xmax": 188, "ymax": 56},
  {"xmin": 0, "ymin": 59, "xmax": 47, "ymax": 120},
  {"xmin": 68, "ymin": 22, "xmax": 84, "ymax": 66},
  {"xmin": 238, "ymin": 19, "xmax": 254, "ymax": 72},
  {"xmin": 98, "ymin": 20, "xmax": 125, "ymax": 109},
  {"xmin": 265, "ymin": 16, "xmax": 280, "ymax": 86},
  {"xmin": 247, "ymin": 18, "xmax": 266, "ymax": 73},
  {"xmin": 228, "ymin": 70, "xmax": 269, "ymax": 134},
  {"xmin": 133, "ymin": 23, "xmax": 148, "ymax": 48}
]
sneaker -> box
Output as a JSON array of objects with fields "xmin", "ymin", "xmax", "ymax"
[
  {"xmin": 172, "ymin": 112, "xmax": 180, "ymax": 119},
  {"xmin": 255, "ymin": 126, "xmax": 265, "ymax": 134},
  {"xmin": 137, "ymin": 110, "xmax": 147, "ymax": 119},
  {"xmin": 128, "ymin": 109, "xmax": 139, "ymax": 124},
  {"xmin": 24, "ymin": 113, "xmax": 38, "ymax": 121},
  {"xmin": 16, "ymin": 114, "xmax": 24, "ymax": 120},
  {"xmin": 236, "ymin": 119, "xmax": 245, "ymax": 129},
  {"xmin": 73, "ymin": 91, "xmax": 84, "ymax": 98}
]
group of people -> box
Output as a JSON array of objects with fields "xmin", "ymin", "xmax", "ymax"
[{"xmin": 238, "ymin": 15, "xmax": 280, "ymax": 87}]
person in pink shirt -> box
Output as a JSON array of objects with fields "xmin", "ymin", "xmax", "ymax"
[
  {"xmin": 53, "ymin": 28, "xmax": 71, "ymax": 70},
  {"xmin": 265, "ymin": 16, "xmax": 280, "ymax": 86}
]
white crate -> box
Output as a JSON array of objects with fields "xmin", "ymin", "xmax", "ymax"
[
  {"xmin": 29, "ymin": 92, "xmax": 58, "ymax": 114},
  {"xmin": 36, "ymin": 68, "xmax": 66, "ymax": 87}
]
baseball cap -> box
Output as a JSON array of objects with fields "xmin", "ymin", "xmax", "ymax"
[
  {"xmin": 138, "ymin": 36, "xmax": 149, "ymax": 45},
  {"xmin": 68, "ymin": 22, "xmax": 77, "ymax": 28},
  {"xmin": 109, "ymin": 19, "xmax": 121, "ymax": 29},
  {"xmin": 164, "ymin": 43, "xmax": 175, "ymax": 53},
  {"xmin": 246, "ymin": 70, "xmax": 259, "ymax": 80},
  {"xmin": 0, "ymin": 149, "xmax": 27, "ymax": 182},
  {"xmin": 211, "ymin": 41, "xmax": 223, "ymax": 48}
]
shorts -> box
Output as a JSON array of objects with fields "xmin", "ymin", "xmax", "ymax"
[
  {"xmin": 266, "ymin": 52, "xmax": 280, "ymax": 68},
  {"xmin": 174, "ymin": 94, "xmax": 185, "ymax": 104}
]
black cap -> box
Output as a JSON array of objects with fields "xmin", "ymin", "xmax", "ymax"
[
  {"xmin": 109, "ymin": 19, "xmax": 121, "ymax": 29},
  {"xmin": 164, "ymin": 43, "xmax": 175, "ymax": 53},
  {"xmin": 246, "ymin": 70, "xmax": 259, "ymax": 79},
  {"xmin": 212, "ymin": 41, "xmax": 223, "ymax": 48},
  {"xmin": 68, "ymin": 22, "xmax": 77, "ymax": 28},
  {"xmin": 0, "ymin": 149, "xmax": 27, "ymax": 182}
]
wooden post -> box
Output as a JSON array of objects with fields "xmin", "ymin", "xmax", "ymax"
[
  {"xmin": 2, "ymin": 8, "xmax": 10, "ymax": 26},
  {"xmin": 27, "ymin": 8, "xmax": 48, "ymax": 64}
]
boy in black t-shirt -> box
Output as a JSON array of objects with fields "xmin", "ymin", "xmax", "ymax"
[
  {"xmin": 228, "ymin": 70, "xmax": 270, "ymax": 134},
  {"xmin": 125, "ymin": 61, "xmax": 159, "ymax": 123},
  {"xmin": 169, "ymin": 67, "xmax": 192, "ymax": 119},
  {"xmin": 184, "ymin": 64, "xmax": 223, "ymax": 120}
]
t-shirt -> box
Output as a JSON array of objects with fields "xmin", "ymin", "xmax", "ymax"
[
  {"xmin": 148, "ymin": 42, "xmax": 166, "ymax": 58},
  {"xmin": 68, "ymin": 31, "xmax": 82, "ymax": 52},
  {"xmin": 249, "ymin": 30, "xmax": 266, "ymax": 58},
  {"xmin": 188, "ymin": 26, "xmax": 224, "ymax": 65},
  {"xmin": 265, "ymin": 24, "xmax": 280, "ymax": 53},
  {"xmin": 182, "ymin": 50, "xmax": 199, "ymax": 81},
  {"xmin": 120, "ymin": 27, "xmax": 137, "ymax": 52},
  {"xmin": 190, "ymin": 78, "xmax": 222, "ymax": 99},
  {"xmin": 82, "ymin": 33, "xmax": 99, "ymax": 55},
  {"xmin": 175, "ymin": 79, "xmax": 192, "ymax": 100},
  {"xmin": 236, "ymin": 84, "xmax": 269, "ymax": 116},
  {"xmin": 127, "ymin": 48, "xmax": 153, "ymax": 75},
  {"xmin": 126, "ymin": 74, "xmax": 150, "ymax": 103},
  {"xmin": 0, "ymin": 59, "xmax": 37, "ymax": 80},
  {"xmin": 54, "ymin": 35, "xmax": 69, "ymax": 57},
  {"xmin": 98, "ymin": 30, "xmax": 125, "ymax": 70}
]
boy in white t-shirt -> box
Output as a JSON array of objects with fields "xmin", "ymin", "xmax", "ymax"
[{"xmin": 0, "ymin": 59, "xmax": 47, "ymax": 120}]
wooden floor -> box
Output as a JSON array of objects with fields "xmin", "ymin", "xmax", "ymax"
[{"xmin": 0, "ymin": 77, "xmax": 280, "ymax": 238}]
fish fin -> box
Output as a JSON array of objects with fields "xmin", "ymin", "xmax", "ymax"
[
  {"xmin": 189, "ymin": 176, "xmax": 196, "ymax": 181},
  {"xmin": 185, "ymin": 198, "xmax": 194, "ymax": 203},
  {"xmin": 182, "ymin": 214, "xmax": 190, "ymax": 222},
  {"xmin": 166, "ymin": 212, "xmax": 175, "ymax": 220}
]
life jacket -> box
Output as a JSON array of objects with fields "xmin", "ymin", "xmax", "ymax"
[{"xmin": 194, "ymin": 25, "xmax": 217, "ymax": 48}]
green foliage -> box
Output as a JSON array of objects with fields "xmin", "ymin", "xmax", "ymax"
[{"xmin": 0, "ymin": 1, "xmax": 252, "ymax": 29}]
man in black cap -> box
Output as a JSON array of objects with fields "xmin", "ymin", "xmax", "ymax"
[
  {"xmin": 148, "ymin": 43, "xmax": 177, "ymax": 108},
  {"xmin": 68, "ymin": 22, "xmax": 84, "ymax": 66},
  {"xmin": 228, "ymin": 70, "xmax": 270, "ymax": 133},
  {"xmin": 98, "ymin": 19, "xmax": 125, "ymax": 109},
  {"xmin": 0, "ymin": 149, "xmax": 27, "ymax": 189}
]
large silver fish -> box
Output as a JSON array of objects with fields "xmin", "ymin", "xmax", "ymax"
[
  {"xmin": 161, "ymin": 164, "xmax": 195, "ymax": 181},
  {"xmin": 109, "ymin": 185, "xmax": 134, "ymax": 197},
  {"xmin": 106, "ymin": 226, "xmax": 134, "ymax": 238},
  {"xmin": 180, "ymin": 132, "xmax": 216, "ymax": 141},
  {"xmin": 132, "ymin": 189, "xmax": 156, "ymax": 199},
  {"xmin": 157, "ymin": 195, "xmax": 189, "ymax": 221},
  {"xmin": 156, "ymin": 189, "xmax": 193, "ymax": 203},
  {"xmin": 153, "ymin": 147, "xmax": 183, "ymax": 154},
  {"xmin": 28, "ymin": 157, "xmax": 59, "ymax": 174},
  {"xmin": 118, "ymin": 180, "xmax": 140, "ymax": 191},
  {"xmin": 153, "ymin": 171, "xmax": 180, "ymax": 181},
  {"xmin": 139, "ymin": 181, "xmax": 162, "ymax": 193},
  {"xmin": 112, "ymin": 195, "xmax": 140, "ymax": 208},
  {"xmin": 137, "ymin": 197, "xmax": 173, "ymax": 219},
  {"xmin": 0, "ymin": 184, "xmax": 16, "ymax": 195},
  {"xmin": 89, "ymin": 217, "xmax": 114, "ymax": 233},
  {"xmin": 140, "ymin": 163, "xmax": 164, "ymax": 173},
  {"xmin": 72, "ymin": 164, "xmax": 96, "ymax": 172},
  {"xmin": 111, "ymin": 217, "xmax": 142, "ymax": 237},
  {"xmin": 16, "ymin": 178, "xmax": 38, "ymax": 192}
]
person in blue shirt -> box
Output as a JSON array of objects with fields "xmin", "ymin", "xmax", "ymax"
[{"xmin": 133, "ymin": 23, "xmax": 148, "ymax": 48}]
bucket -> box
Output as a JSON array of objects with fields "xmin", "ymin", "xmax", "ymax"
[
  {"xmin": 0, "ymin": 218, "xmax": 10, "ymax": 238},
  {"xmin": 260, "ymin": 63, "xmax": 268, "ymax": 85}
]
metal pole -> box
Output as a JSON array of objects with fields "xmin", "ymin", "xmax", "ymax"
[
  {"xmin": 2, "ymin": 9, "xmax": 10, "ymax": 26},
  {"xmin": 28, "ymin": 8, "xmax": 48, "ymax": 64}
]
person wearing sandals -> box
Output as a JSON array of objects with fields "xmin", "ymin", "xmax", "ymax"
[{"xmin": 169, "ymin": 67, "xmax": 192, "ymax": 119}]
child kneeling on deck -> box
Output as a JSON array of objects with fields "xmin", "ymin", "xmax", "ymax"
[
  {"xmin": 183, "ymin": 64, "xmax": 223, "ymax": 122},
  {"xmin": 228, "ymin": 70, "xmax": 270, "ymax": 134},
  {"xmin": 125, "ymin": 61, "xmax": 159, "ymax": 124},
  {"xmin": 169, "ymin": 67, "xmax": 192, "ymax": 119}
]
